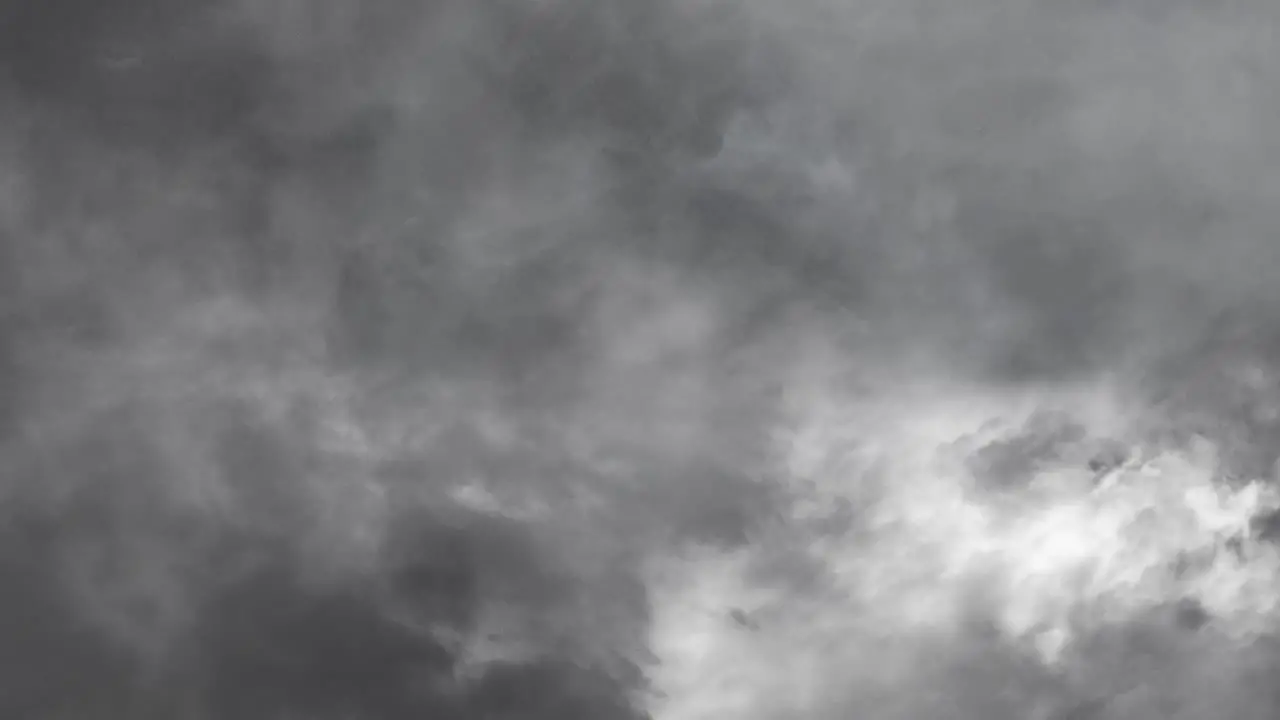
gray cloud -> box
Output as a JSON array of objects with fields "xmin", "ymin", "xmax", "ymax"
[{"xmin": 3, "ymin": 1, "xmax": 1280, "ymax": 718}]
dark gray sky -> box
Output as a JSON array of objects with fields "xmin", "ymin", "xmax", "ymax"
[{"xmin": 1, "ymin": 1, "xmax": 1279, "ymax": 718}]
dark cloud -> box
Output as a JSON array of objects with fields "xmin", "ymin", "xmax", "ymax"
[{"xmin": 4, "ymin": 0, "xmax": 1280, "ymax": 718}]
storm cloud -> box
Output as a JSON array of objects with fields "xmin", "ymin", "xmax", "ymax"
[{"xmin": 2, "ymin": 1, "xmax": 1280, "ymax": 718}]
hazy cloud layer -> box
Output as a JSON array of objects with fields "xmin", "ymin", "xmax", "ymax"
[{"xmin": 2, "ymin": 1, "xmax": 1280, "ymax": 718}]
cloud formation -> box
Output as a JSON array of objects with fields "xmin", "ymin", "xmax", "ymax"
[{"xmin": 2, "ymin": 1, "xmax": 1280, "ymax": 718}]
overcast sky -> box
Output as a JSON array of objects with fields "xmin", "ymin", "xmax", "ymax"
[{"xmin": 1, "ymin": 2, "xmax": 1279, "ymax": 718}]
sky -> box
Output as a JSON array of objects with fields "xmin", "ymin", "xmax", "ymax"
[{"xmin": 2, "ymin": 1, "xmax": 1280, "ymax": 718}]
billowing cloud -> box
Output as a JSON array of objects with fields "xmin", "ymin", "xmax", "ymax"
[{"xmin": 2, "ymin": 1, "xmax": 1280, "ymax": 718}]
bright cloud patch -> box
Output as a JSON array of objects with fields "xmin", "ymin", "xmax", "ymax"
[{"xmin": 646, "ymin": 379, "xmax": 1280, "ymax": 720}]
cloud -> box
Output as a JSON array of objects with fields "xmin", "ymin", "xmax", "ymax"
[{"xmin": 3, "ymin": 1, "xmax": 1280, "ymax": 718}]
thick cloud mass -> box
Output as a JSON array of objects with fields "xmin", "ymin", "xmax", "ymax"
[{"xmin": 3, "ymin": 1, "xmax": 1280, "ymax": 718}]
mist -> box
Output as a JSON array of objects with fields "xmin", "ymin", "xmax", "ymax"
[{"xmin": 2, "ymin": 1, "xmax": 1280, "ymax": 718}]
